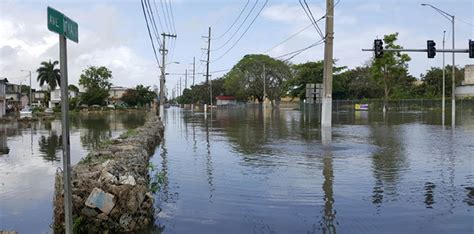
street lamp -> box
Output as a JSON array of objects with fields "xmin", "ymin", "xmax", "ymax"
[
  {"xmin": 421, "ymin": 3, "xmax": 456, "ymax": 127},
  {"xmin": 20, "ymin": 69, "xmax": 32, "ymax": 106},
  {"xmin": 166, "ymin": 61, "xmax": 180, "ymax": 65}
]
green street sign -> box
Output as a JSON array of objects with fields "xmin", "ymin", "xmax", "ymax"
[{"xmin": 47, "ymin": 6, "xmax": 78, "ymax": 43}]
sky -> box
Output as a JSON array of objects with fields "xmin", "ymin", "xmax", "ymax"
[{"xmin": 0, "ymin": 0, "xmax": 473, "ymax": 95}]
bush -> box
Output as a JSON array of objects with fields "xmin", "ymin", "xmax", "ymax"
[
  {"xmin": 53, "ymin": 105, "xmax": 61, "ymax": 113},
  {"xmin": 32, "ymin": 106, "xmax": 45, "ymax": 113}
]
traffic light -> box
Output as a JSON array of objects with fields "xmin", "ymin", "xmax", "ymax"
[
  {"xmin": 427, "ymin": 40, "xmax": 436, "ymax": 58},
  {"xmin": 374, "ymin": 39, "xmax": 383, "ymax": 58},
  {"xmin": 469, "ymin": 40, "xmax": 474, "ymax": 58}
]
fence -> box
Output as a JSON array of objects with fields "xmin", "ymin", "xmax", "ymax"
[{"xmin": 330, "ymin": 99, "xmax": 474, "ymax": 112}]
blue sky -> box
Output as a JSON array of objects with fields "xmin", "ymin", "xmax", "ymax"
[{"xmin": 1, "ymin": 0, "xmax": 473, "ymax": 95}]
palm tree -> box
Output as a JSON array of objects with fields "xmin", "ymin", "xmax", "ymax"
[{"xmin": 36, "ymin": 60, "xmax": 61, "ymax": 90}]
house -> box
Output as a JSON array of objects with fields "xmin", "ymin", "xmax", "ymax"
[
  {"xmin": 455, "ymin": 64, "xmax": 474, "ymax": 99},
  {"xmin": 5, "ymin": 83, "xmax": 23, "ymax": 111},
  {"xmin": 0, "ymin": 78, "xmax": 8, "ymax": 117},
  {"xmin": 216, "ymin": 95, "xmax": 237, "ymax": 106},
  {"xmin": 49, "ymin": 89, "xmax": 77, "ymax": 108},
  {"xmin": 32, "ymin": 90, "xmax": 47, "ymax": 107},
  {"xmin": 108, "ymin": 86, "xmax": 128, "ymax": 105}
]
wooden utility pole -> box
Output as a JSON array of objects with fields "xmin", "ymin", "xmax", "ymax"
[
  {"xmin": 185, "ymin": 69, "xmax": 187, "ymax": 89},
  {"xmin": 159, "ymin": 33, "xmax": 177, "ymax": 116},
  {"xmin": 321, "ymin": 0, "xmax": 334, "ymax": 127},
  {"xmin": 204, "ymin": 27, "xmax": 212, "ymax": 105}
]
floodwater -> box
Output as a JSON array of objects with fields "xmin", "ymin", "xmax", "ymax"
[
  {"xmin": 151, "ymin": 106, "xmax": 473, "ymax": 233},
  {"xmin": 0, "ymin": 111, "xmax": 146, "ymax": 233}
]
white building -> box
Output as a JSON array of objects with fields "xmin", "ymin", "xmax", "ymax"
[
  {"xmin": 108, "ymin": 86, "xmax": 128, "ymax": 105},
  {"xmin": 0, "ymin": 78, "xmax": 7, "ymax": 117},
  {"xmin": 455, "ymin": 65, "xmax": 474, "ymax": 99},
  {"xmin": 49, "ymin": 89, "xmax": 77, "ymax": 108}
]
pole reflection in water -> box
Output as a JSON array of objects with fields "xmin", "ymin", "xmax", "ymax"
[
  {"xmin": 205, "ymin": 110, "xmax": 214, "ymax": 201},
  {"xmin": 320, "ymin": 127, "xmax": 337, "ymax": 234}
]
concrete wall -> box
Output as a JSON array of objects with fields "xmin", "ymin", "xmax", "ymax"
[{"xmin": 455, "ymin": 85, "xmax": 474, "ymax": 99}]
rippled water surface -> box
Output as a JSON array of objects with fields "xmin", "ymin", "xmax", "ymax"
[
  {"xmin": 0, "ymin": 111, "xmax": 146, "ymax": 233},
  {"xmin": 151, "ymin": 107, "xmax": 473, "ymax": 233}
]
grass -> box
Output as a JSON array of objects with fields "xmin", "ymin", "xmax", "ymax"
[{"xmin": 119, "ymin": 129, "xmax": 138, "ymax": 139}]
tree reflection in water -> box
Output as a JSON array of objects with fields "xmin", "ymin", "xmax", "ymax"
[
  {"xmin": 38, "ymin": 132, "xmax": 62, "ymax": 162},
  {"xmin": 369, "ymin": 125, "xmax": 408, "ymax": 207}
]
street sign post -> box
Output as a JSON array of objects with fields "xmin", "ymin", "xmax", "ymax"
[{"xmin": 47, "ymin": 6, "xmax": 78, "ymax": 234}]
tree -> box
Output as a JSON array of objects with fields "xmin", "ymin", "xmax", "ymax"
[
  {"xmin": 68, "ymin": 84, "xmax": 79, "ymax": 93},
  {"xmin": 224, "ymin": 54, "xmax": 291, "ymax": 105},
  {"xmin": 344, "ymin": 66, "xmax": 384, "ymax": 99},
  {"xmin": 419, "ymin": 66, "xmax": 464, "ymax": 98},
  {"xmin": 36, "ymin": 60, "xmax": 61, "ymax": 90},
  {"xmin": 370, "ymin": 33, "xmax": 412, "ymax": 110},
  {"xmin": 121, "ymin": 85, "xmax": 157, "ymax": 107},
  {"xmin": 79, "ymin": 66, "xmax": 113, "ymax": 106},
  {"xmin": 287, "ymin": 61, "xmax": 346, "ymax": 100}
]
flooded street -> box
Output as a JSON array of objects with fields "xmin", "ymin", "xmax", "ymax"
[
  {"xmin": 0, "ymin": 112, "xmax": 146, "ymax": 233},
  {"xmin": 0, "ymin": 108, "xmax": 473, "ymax": 233},
  {"xmin": 152, "ymin": 107, "xmax": 473, "ymax": 233}
]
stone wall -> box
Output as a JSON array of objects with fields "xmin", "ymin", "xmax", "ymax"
[{"xmin": 53, "ymin": 113, "xmax": 164, "ymax": 233}]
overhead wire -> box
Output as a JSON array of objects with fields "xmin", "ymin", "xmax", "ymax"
[
  {"xmin": 140, "ymin": 0, "xmax": 161, "ymax": 68},
  {"xmin": 263, "ymin": 23, "xmax": 313, "ymax": 54},
  {"xmin": 159, "ymin": 0, "xmax": 171, "ymax": 33},
  {"xmin": 145, "ymin": 0, "xmax": 162, "ymax": 46},
  {"xmin": 214, "ymin": 0, "xmax": 251, "ymax": 40},
  {"xmin": 211, "ymin": 0, "xmax": 269, "ymax": 63},
  {"xmin": 212, "ymin": 0, "xmax": 259, "ymax": 51}
]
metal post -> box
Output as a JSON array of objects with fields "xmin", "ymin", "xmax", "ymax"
[
  {"xmin": 442, "ymin": 30, "xmax": 446, "ymax": 126},
  {"xmin": 29, "ymin": 71, "xmax": 32, "ymax": 105},
  {"xmin": 59, "ymin": 34, "xmax": 73, "ymax": 234},
  {"xmin": 451, "ymin": 16, "xmax": 455, "ymax": 127},
  {"xmin": 321, "ymin": 0, "xmax": 334, "ymax": 127}
]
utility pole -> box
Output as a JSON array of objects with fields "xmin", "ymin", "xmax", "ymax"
[
  {"xmin": 442, "ymin": 30, "xmax": 446, "ymax": 126},
  {"xmin": 204, "ymin": 27, "xmax": 211, "ymax": 105},
  {"xmin": 159, "ymin": 33, "xmax": 177, "ymax": 116},
  {"xmin": 451, "ymin": 15, "xmax": 455, "ymax": 127},
  {"xmin": 321, "ymin": 0, "xmax": 334, "ymax": 127},
  {"xmin": 179, "ymin": 77, "xmax": 182, "ymax": 96},
  {"xmin": 192, "ymin": 57, "xmax": 196, "ymax": 86},
  {"xmin": 185, "ymin": 69, "xmax": 187, "ymax": 90},
  {"xmin": 263, "ymin": 64, "xmax": 266, "ymax": 104}
]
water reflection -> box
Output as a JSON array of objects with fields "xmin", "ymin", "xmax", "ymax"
[
  {"xmin": 319, "ymin": 129, "xmax": 337, "ymax": 234},
  {"xmin": 424, "ymin": 182, "xmax": 436, "ymax": 208},
  {"xmin": 369, "ymin": 125, "xmax": 408, "ymax": 206},
  {"xmin": 38, "ymin": 132, "xmax": 62, "ymax": 162},
  {"xmin": 204, "ymin": 115, "xmax": 214, "ymax": 201}
]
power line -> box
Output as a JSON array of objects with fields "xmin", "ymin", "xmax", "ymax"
[
  {"xmin": 151, "ymin": 0, "xmax": 166, "ymax": 33},
  {"xmin": 299, "ymin": 0, "xmax": 324, "ymax": 39},
  {"xmin": 211, "ymin": 0, "xmax": 268, "ymax": 63},
  {"xmin": 140, "ymin": 0, "xmax": 161, "ymax": 68},
  {"xmin": 167, "ymin": 0, "xmax": 177, "ymax": 34},
  {"xmin": 145, "ymin": 0, "xmax": 162, "ymax": 46},
  {"xmin": 212, "ymin": 0, "xmax": 259, "ymax": 51},
  {"xmin": 263, "ymin": 23, "xmax": 313, "ymax": 54},
  {"xmin": 159, "ymin": 0, "xmax": 171, "ymax": 33},
  {"xmin": 276, "ymin": 38, "xmax": 325, "ymax": 61},
  {"xmin": 214, "ymin": 0, "xmax": 251, "ymax": 40}
]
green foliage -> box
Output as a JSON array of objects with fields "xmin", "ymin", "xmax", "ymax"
[
  {"xmin": 121, "ymin": 85, "xmax": 156, "ymax": 107},
  {"xmin": 370, "ymin": 33, "xmax": 412, "ymax": 106},
  {"xmin": 53, "ymin": 105, "xmax": 61, "ymax": 113},
  {"xmin": 224, "ymin": 54, "xmax": 291, "ymax": 102},
  {"xmin": 36, "ymin": 60, "xmax": 61, "ymax": 90},
  {"xmin": 68, "ymin": 84, "xmax": 79, "ymax": 93},
  {"xmin": 32, "ymin": 106, "xmax": 45, "ymax": 113},
  {"xmin": 69, "ymin": 96, "xmax": 80, "ymax": 110},
  {"xmin": 151, "ymin": 171, "xmax": 166, "ymax": 193},
  {"xmin": 120, "ymin": 129, "xmax": 138, "ymax": 139},
  {"xmin": 79, "ymin": 66, "xmax": 112, "ymax": 106},
  {"xmin": 287, "ymin": 61, "xmax": 347, "ymax": 100},
  {"xmin": 418, "ymin": 65, "xmax": 464, "ymax": 98}
]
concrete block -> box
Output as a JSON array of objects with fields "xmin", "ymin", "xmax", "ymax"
[{"xmin": 85, "ymin": 188, "xmax": 115, "ymax": 215}]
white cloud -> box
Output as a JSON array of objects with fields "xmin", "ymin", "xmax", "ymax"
[{"xmin": 0, "ymin": 2, "xmax": 157, "ymax": 90}]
